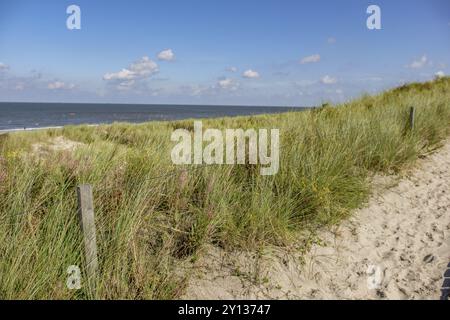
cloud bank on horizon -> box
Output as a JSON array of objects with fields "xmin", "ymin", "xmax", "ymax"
[{"xmin": 0, "ymin": 0, "xmax": 449, "ymax": 106}]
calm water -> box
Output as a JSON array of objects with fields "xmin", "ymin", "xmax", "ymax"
[{"xmin": 0, "ymin": 102, "xmax": 299, "ymax": 131}]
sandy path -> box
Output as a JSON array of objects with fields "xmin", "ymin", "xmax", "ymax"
[{"xmin": 184, "ymin": 140, "xmax": 450, "ymax": 300}]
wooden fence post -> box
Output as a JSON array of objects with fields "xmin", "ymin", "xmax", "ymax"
[
  {"xmin": 77, "ymin": 184, "xmax": 98, "ymax": 292},
  {"xmin": 409, "ymin": 106, "xmax": 416, "ymax": 130}
]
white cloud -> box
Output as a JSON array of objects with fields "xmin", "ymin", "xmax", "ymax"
[
  {"xmin": 129, "ymin": 56, "xmax": 159, "ymax": 76},
  {"xmin": 47, "ymin": 81, "xmax": 75, "ymax": 90},
  {"xmin": 217, "ymin": 78, "xmax": 238, "ymax": 90},
  {"xmin": 103, "ymin": 56, "xmax": 159, "ymax": 83},
  {"xmin": 321, "ymin": 75, "xmax": 337, "ymax": 84},
  {"xmin": 327, "ymin": 37, "xmax": 336, "ymax": 44},
  {"xmin": 157, "ymin": 49, "xmax": 175, "ymax": 61},
  {"xmin": 103, "ymin": 69, "xmax": 136, "ymax": 81},
  {"xmin": 407, "ymin": 55, "xmax": 429, "ymax": 69},
  {"xmin": 335, "ymin": 89, "xmax": 343, "ymax": 94},
  {"xmin": 218, "ymin": 78, "xmax": 232, "ymax": 88},
  {"xmin": 435, "ymin": 70, "xmax": 445, "ymax": 78},
  {"xmin": 0, "ymin": 63, "xmax": 9, "ymax": 71},
  {"xmin": 243, "ymin": 69, "xmax": 260, "ymax": 79},
  {"xmin": 226, "ymin": 66, "xmax": 238, "ymax": 73},
  {"xmin": 300, "ymin": 54, "xmax": 321, "ymax": 64}
]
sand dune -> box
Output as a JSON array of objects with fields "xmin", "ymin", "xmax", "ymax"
[{"xmin": 185, "ymin": 139, "xmax": 450, "ymax": 300}]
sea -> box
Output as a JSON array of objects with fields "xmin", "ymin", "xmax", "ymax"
[{"xmin": 0, "ymin": 102, "xmax": 300, "ymax": 132}]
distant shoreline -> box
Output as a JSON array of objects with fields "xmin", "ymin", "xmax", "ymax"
[
  {"xmin": 0, "ymin": 126, "xmax": 62, "ymax": 134},
  {"xmin": 0, "ymin": 124, "xmax": 101, "ymax": 134},
  {"xmin": 0, "ymin": 103, "xmax": 303, "ymax": 133}
]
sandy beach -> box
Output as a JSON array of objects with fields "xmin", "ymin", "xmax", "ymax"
[
  {"xmin": 185, "ymin": 139, "xmax": 450, "ymax": 300},
  {"xmin": 0, "ymin": 126, "xmax": 64, "ymax": 135}
]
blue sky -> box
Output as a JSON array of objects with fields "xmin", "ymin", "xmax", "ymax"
[{"xmin": 0, "ymin": 0, "xmax": 449, "ymax": 106}]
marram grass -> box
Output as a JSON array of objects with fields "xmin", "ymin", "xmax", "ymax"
[{"xmin": 0, "ymin": 77, "xmax": 449, "ymax": 299}]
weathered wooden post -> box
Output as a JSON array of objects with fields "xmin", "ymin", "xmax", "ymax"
[
  {"xmin": 77, "ymin": 184, "xmax": 98, "ymax": 292},
  {"xmin": 409, "ymin": 106, "xmax": 416, "ymax": 130}
]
